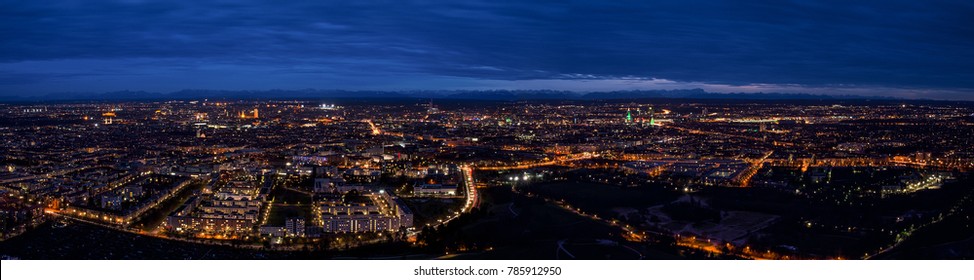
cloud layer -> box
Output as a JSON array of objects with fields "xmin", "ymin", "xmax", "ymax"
[{"xmin": 2, "ymin": 0, "xmax": 973, "ymax": 99}]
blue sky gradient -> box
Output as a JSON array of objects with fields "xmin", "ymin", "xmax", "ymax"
[{"xmin": 2, "ymin": 1, "xmax": 973, "ymax": 99}]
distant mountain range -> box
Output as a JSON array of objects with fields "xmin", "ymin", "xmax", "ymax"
[{"xmin": 0, "ymin": 88, "xmax": 906, "ymax": 102}]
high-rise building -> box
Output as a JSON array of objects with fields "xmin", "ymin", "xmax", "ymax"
[
  {"xmin": 648, "ymin": 107, "xmax": 655, "ymax": 126},
  {"xmin": 285, "ymin": 217, "xmax": 305, "ymax": 237}
]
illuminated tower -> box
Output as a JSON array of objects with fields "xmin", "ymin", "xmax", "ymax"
[
  {"xmin": 625, "ymin": 109, "xmax": 633, "ymax": 123},
  {"xmin": 253, "ymin": 108, "xmax": 259, "ymax": 119}
]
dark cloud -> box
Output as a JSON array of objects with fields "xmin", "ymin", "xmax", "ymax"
[{"xmin": 1, "ymin": 0, "xmax": 972, "ymax": 98}]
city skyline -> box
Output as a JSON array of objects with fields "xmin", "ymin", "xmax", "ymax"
[
  {"xmin": 2, "ymin": 1, "xmax": 974, "ymax": 100},
  {"xmin": 2, "ymin": 98, "xmax": 972, "ymax": 260},
  {"xmin": 5, "ymin": 3, "xmax": 974, "ymax": 279}
]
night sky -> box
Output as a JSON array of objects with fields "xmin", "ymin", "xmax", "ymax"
[{"xmin": 2, "ymin": 1, "xmax": 973, "ymax": 100}]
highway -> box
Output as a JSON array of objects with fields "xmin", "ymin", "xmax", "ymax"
[
  {"xmin": 439, "ymin": 165, "xmax": 479, "ymax": 225},
  {"xmin": 474, "ymin": 152, "xmax": 599, "ymax": 171}
]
